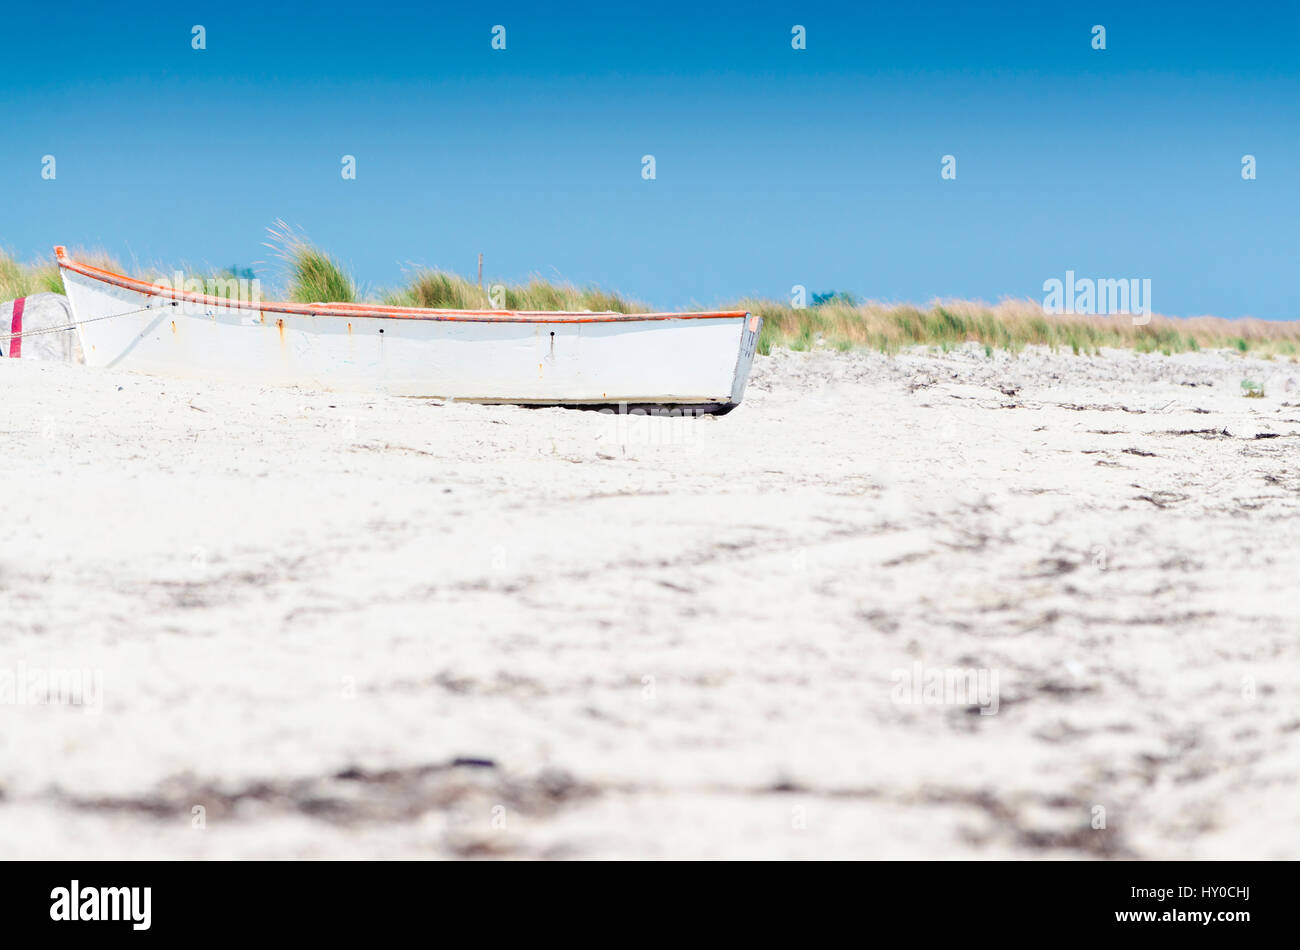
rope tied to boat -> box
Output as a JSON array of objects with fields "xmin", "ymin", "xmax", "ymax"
[{"xmin": 1, "ymin": 303, "xmax": 171, "ymax": 342}]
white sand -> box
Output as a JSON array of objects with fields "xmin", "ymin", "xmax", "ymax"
[{"xmin": 2, "ymin": 344, "xmax": 1298, "ymax": 859}]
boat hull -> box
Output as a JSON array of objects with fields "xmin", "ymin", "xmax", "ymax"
[{"xmin": 58, "ymin": 258, "xmax": 759, "ymax": 410}]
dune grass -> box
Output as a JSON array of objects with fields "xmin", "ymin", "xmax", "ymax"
[
  {"xmin": 7, "ymin": 235, "xmax": 1300, "ymax": 358},
  {"xmin": 0, "ymin": 251, "xmax": 64, "ymax": 299},
  {"xmin": 266, "ymin": 221, "xmax": 357, "ymax": 304},
  {"xmin": 498, "ymin": 277, "xmax": 647, "ymax": 314},
  {"xmin": 382, "ymin": 270, "xmax": 486, "ymax": 309},
  {"xmin": 743, "ymin": 297, "xmax": 1300, "ymax": 359},
  {"xmin": 381, "ymin": 268, "xmax": 648, "ymax": 313}
]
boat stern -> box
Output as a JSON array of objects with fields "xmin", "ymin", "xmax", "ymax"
[{"xmin": 724, "ymin": 312, "xmax": 761, "ymax": 410}]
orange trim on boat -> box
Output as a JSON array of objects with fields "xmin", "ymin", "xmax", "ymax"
[{"xmin": 53, "ymin": 247, "xmax": 747, "ymax": 325}]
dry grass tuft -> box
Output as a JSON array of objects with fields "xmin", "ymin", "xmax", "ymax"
[{"xmin": 265, "ymin": 221, "xmax": 357, "ymax": 304}]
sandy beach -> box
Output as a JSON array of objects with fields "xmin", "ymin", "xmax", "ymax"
[{"xmin": 3, "ymin": 344, "xmax": 1298, "ymax": 859}]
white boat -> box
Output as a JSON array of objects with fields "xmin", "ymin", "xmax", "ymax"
[{"xmin": 55, "ymin": 247, "xmax": 761, "ymax": 412}]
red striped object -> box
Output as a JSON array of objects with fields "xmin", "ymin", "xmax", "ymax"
[{"xmin": 8, "ymin": 297, "xmax": 23, "ymax": 358}]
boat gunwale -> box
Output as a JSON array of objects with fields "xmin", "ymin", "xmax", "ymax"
[{"xmin": 53, "ymin": 247, "xmax": 747, "ymax": 325}]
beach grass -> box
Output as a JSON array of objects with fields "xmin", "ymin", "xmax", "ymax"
[
  {"xmin": 7, "ymin": 237, "xmax": 1300, "ymax": 358},
  {"xmin": 2, "ymin": 247, "xmax": 133, "ymax": 300},
  {"xmin": 381, "ymin": 268, "xmax": 648, "ymax": 314},
  {"xmin": 266, "ymin": 221, "xmax": 357, "ymax": 304},
  {"xmin": 502, "ymin": 278, "xmax": 647, "ymax": 314},
  {"xmin": 0, "ymin": 250, "xmax": 64, "ymax": 299},
  {"xmin": 742, "ymin": 297, "xmax": 1300, "ymax": 358},
  {"xmin": 382, "ymin": 270, "xmax": 486, "ymax": 309}
]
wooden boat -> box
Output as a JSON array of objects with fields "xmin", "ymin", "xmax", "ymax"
[{"xmin": 55, "ymin": 247, "xmax": 760, "ymax": 412}]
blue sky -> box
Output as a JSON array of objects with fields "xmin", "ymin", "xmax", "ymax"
[{"xmin": 3, "ymin": 1, "xmax": 1298, "ymax": 317}]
